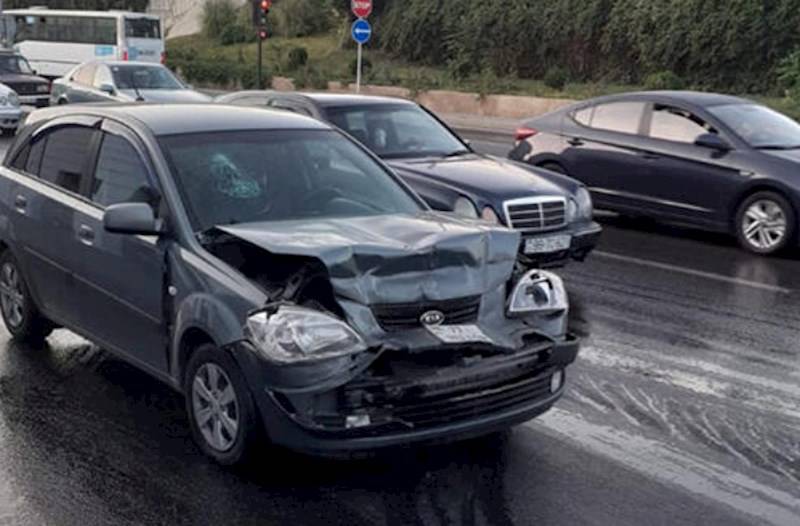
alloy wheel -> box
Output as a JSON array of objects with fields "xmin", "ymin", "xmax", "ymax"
[
  {"xmin": 191, "ymin": 363, "xmax": 240, "ymax": 453},
  {"xmin": 741, "ymin": 200, "xmax": 788, "ymax": 251},
  {"xmin": 0, "ymin": 262, "xmax": 25, "ymax": 328}
]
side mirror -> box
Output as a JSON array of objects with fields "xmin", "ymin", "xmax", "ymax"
[
  {"xmin": 104, "ymin": 203, "xmax": 162, "ymax": 235},
  {"xmin": 694, "ymin": 133, "xmax": 731, "ymax": 151},
  {"xmin": 99, "ymin": 83, "xmax": 115, "ymax": 95}
]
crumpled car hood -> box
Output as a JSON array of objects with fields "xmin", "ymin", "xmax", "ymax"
[{"xmin": 216, "ymin": 212, "xmax": 521, "ymax": 306}]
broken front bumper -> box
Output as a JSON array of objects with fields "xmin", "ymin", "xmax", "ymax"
[{"xmin": 232, "ymin": 334, "xmax": 579, "ymax": 456}]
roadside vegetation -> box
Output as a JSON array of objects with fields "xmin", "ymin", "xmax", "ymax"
[{"xmin": 166, "ymin": 0, "xmax": 800, "ymax": 118}]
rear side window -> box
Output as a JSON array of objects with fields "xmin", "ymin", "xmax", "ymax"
[
  {"xmin": 74, "ymin": 64, "xmax": 97, "ymax": 86},
  {"xmin": 91, "ymin": 133, "xmax": 155, "ymax": 208},
  {"xmin": 38, "ymin": 126, "xmax": 95, "ymax": 194},
  {"xmin": 576, "ymin": 102, "xmax": 646, "ymax": 134},
  {"xmin": 649, "ymin": 104, "xmax": 716, "ymax": 143}
]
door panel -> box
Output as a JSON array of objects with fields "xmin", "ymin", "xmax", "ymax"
[
  {"xmin": 71, "ymin": 125, "xmax": 167, "ymax": 372},
  {"xmin": 561, "ymin": 101, "xmax": 651, "ymax": 210}
]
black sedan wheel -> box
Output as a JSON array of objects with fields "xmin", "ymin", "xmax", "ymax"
[
  {"xmin": 184, "ymin": 344, "xmax": 263, "ymax": 465},
  {"xmin": 735, "ymin": 192, "xmax": 795, "ymax": 255},
  {"xmin": 0, "ymin": 251, "xmax": 53, "ymax": 343}
]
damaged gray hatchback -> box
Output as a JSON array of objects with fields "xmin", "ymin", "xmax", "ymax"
[{"xmin": 0, "ymin": 104, "xmax": 579, "ymax": 464}]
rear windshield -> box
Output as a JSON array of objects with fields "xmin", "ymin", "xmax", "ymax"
[{"xmin": 125, "ymin": 18, "xmax": 161, "ymax": 39}]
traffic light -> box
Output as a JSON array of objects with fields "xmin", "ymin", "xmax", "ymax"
[
  {"xmin": 252, "ymin": 0, "xmax": 271, "ymax": 40},
  {"xmin": 252, "ymin": 0, "xmax": 271, "ymax": 25}
]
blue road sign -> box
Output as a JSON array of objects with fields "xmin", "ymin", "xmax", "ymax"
[{"xmin": 351, "ymin": 19, "xmax": 372, "ymax": 45}]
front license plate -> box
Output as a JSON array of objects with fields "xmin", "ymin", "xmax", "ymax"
[
  {"xmin": 524, "ymin": 235, "xmax": 572, "ymax": 254},
  {"xmin": 427, "ymin": 324, "xmax": 494, "ymax": 345}
]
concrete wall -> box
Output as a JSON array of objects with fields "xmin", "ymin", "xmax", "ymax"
[
  {"xmin": 148, "ymin": 0, "xmax": 248, "ymax": 39},
  {"xmin": 295, "ymin": 79, "xmax": 575, "ymax": 122}
]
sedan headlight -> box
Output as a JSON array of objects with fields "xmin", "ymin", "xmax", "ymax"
[
  {"xmin": 573, "ymin": 187, "xmax": 593, "ymax": 221},
  {"xmin": 508, "ymin": 270, "xmax": 568, "ymax": 316},
  {"xmin": 7, "ymin": 92, "xmax": 19, "ymax": 107},
  {"xmin": 453, "ymin": 196, "xmax": 479, "ymax": 218},
  {"xmin": 246, "ymin": 306, "xmax": 367, "ymax": 364}
]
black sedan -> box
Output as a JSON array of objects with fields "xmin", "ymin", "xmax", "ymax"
[
  {"xmin": 216, "ymin": 91, "xmax": 601, "ymax": 268},
  {"xmin": 510, "ymin": 91, "xmax": 800, "ymax": 255}
]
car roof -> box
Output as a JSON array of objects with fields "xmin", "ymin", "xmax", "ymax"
[
  {"xmin": 25, "ymin": 103, "xmax": 331, "ymax": 136},
  {"xmin": 583, "ymin": 90, "xmax": 752, "ymax": 108},
  {"xmin": 226, "ymin": 90, "xmax": 416, "ymax": 108}
]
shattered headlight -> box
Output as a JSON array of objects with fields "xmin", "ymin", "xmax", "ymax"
[
  {"xmin": 507, "ymin": 270, "xmax": 568, "ymax": 316},
  {"xmin": 246, "ymin": 306, "xmax": 367, "ymax": 364}
]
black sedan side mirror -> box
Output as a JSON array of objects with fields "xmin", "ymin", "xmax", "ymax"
[
  {"xmin": 99, "ymin": 83, "xmax": 116, "ymax": 95},
  {"xmin": 104, "ymin": 203, "xmax": 163, "ymax": 235},
  {"xmin": 694, "ymin": 133, "xmax": 731, "ymax": 151}
]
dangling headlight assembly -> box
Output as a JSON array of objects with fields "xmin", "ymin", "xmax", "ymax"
[
  {"xmin": 507, "ymin": 270, "xmax": 568, "ymax": 316},
  {"xmin": 245, "ymin": 306, "xmax": 367, "ymax": 364}
]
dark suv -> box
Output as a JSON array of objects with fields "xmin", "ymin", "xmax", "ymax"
[
  {"xmin": 0, "ymin": 104, "xmax": 578, "ymax": 463},
  {"xmin": 0, "ymin": 50, "xmax": 50, "ymax": 108}
]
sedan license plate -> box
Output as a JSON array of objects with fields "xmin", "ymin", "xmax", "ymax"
[
  {"xmin": 427, "ymin": 324, "xmax": 494, "ymax": 345},
  {"xmin": 524, "ymin": 235, "xmax": 572, "ymax": 254}
]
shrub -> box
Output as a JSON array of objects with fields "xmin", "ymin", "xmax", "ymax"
[
  {"xmin": 643, "ymin": 71, "xmax": 685, "ymax": 91},
  {"xmin": 778, "ymin": 49, "xmax": 800, "ymax": 102},
  {"xmin": 287, "ymin": 47, "xmax": 309, "ymax": 70},
  {"xmin": 271, "ymin": 0, "xmax": 337, "ymax": 38},
  {"xmin": 350, "ymin": 56, "xmax": 372, "ymax": 76},
  {"xmin": 294, "ymin": 64, "xmax": 328, "ymax": 90},
  {"xmin": 202, "ymin": 0, "xmax": 250, "ymax": 45},
  {"xmin": 543, "ymin": 67, "xmax": 569, "ymax": 90}
]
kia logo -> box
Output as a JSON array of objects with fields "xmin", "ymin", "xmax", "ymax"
[{"xmin": 420, "ymin": 310, "xmax": 445, "ymax": 326}]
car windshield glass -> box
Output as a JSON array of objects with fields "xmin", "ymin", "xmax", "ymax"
[
  {"xmin": 709, "ymin": 104, "xmax": 800, "ymax": 149},
  {"xmin": 160, "ymin": 129, "xmax": 422, "ymax": 232},
  {"xmin": 327, "ymin": 104, "xmax": 468, "ymax": 159},
  {"xmin": 111, "ymin": 65, "xmax": 182, "ymax": 90},
  {"xmin": 0, "ymin": 55, "xmax": 33, "ymax": 74}
]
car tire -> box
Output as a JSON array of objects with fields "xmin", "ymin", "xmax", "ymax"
[
  {"xmin": 735, "ymin": 191, "xmax": 796, "ymax": 255},
  {"xmin": 0, "ymin": 251, "xmax": 53, "ymax": 344},
  {"xmin": 184, "ymin": 344, "xmax": 264, "ymax": 466},
  {"xmin": 540, "ymin": 162, "xmax": 567, "ymax": 175}
]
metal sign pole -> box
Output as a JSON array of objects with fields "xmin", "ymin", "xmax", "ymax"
[
  {"xmin": 257, "ymin": 38, "xmax": 263, "ymax": 88},
  {"xmin": 356, "ymin": 43, "xmax": 362, "ymax": 93}
]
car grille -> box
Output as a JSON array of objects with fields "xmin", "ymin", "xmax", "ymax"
[
  {"xmin": 342, "ymin": 365, "xmax": 556, "ymax": 430},
  {"xmin": 504, "ymin": 197, "xmax": 567, "ymax": 232},
  {"xmin": 7, "ymin": 82, "xmax": 44, "ymax": 95},
  {"xmin": 371, "ymin": 296, "xmax": 481, "ymax": 331}
]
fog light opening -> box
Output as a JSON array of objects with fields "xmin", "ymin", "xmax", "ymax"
[
  {"xmin": 345, "ymin": 414, "xmax": 372, "ymax": 429},
  {"xmin": 550, "ymin": 370, "xmax": 564, "ymax": 393}
]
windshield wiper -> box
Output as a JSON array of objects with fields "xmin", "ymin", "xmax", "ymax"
[
  {"xmin": 443, "ymin": 149, "xmax": 472, "ymax": 158},
  {"xmin": 755, "ymin": 144, "xmax": 800, "ymax": 150}
]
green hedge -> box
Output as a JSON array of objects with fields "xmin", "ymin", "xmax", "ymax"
[{"xmin": 378, "ymin": 0, "xmax": 800, "ymax": 93}]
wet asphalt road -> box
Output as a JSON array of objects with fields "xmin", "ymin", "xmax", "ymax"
[{"xmin": 1, "ymin": 134, "xmax": 799, "ymax": 526}]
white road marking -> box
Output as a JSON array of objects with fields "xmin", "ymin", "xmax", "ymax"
[
  {"xmin": 529, "ymin": 408, "xmax": 800, "ymax": 526},
  {"xmin": 593, "ymin": 251, "xmax": 792, "ymax": 294}
]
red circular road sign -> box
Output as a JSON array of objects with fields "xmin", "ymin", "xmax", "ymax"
[{"xmin": 351, "ymin": 0, "xmax": 373, "ymax": 19}]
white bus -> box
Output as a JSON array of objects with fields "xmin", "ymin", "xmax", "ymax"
[{"xmin": 6, "ymin": 8, "xmax": 164, "ymax": 78}]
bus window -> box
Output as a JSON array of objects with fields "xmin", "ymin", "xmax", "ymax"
[{"xmin": 125, "ymin": 18, "xmax": 160, "ymax": 39}]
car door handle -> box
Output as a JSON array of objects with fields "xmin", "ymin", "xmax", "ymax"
[
  {"xmin": 14, "ymin": 195, "xmax": 27, "ymax": 214},
  {"xmin": 567, "ymin": 138, "xmax": 584, "ymax": 147},
  {"xmin": 78, "ymin": 225, "xmax": 95, "ymax": 246}
]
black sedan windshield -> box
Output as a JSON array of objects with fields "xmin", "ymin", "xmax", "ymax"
[
  {"xmin": 709, "ymin": 104, "xmax": 800, "ymax": 149},
  {"xmin": 327, "ymin": 104, "xmax": 469, "ymax": 159},
  {"xmin": 160, "ymin": 129, "xmax": 422, "ymax": 231},
  {"xmin": 112, "ymin": 65, "xmax": 183, "ymax": 90}
]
